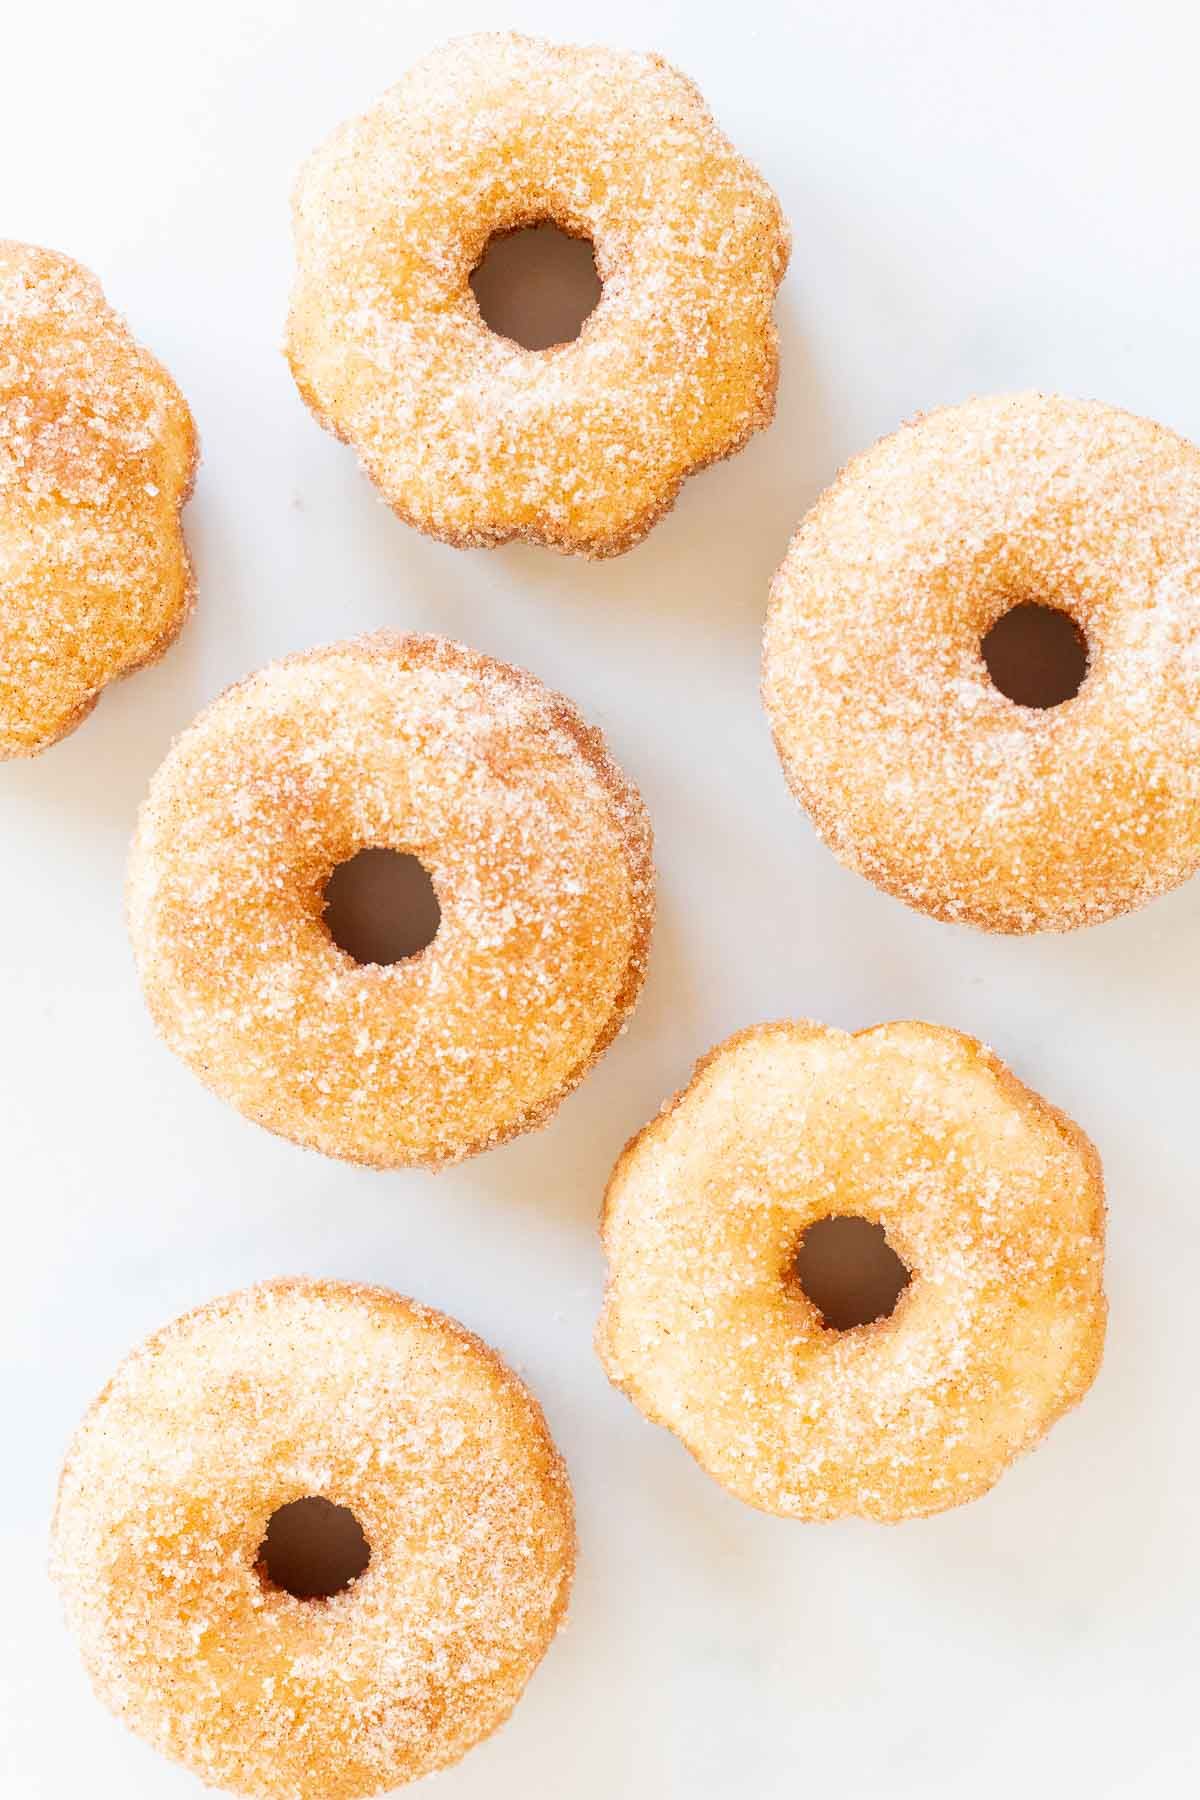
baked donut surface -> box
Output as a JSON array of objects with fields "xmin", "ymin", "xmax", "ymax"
[
  {"xmin": 50, "ymin": 1279, "xmax": 575, "ymax": 1798},
  {"xmin": 763, "ymin": 392, "xmax": 1200, "ymax": 932},
  {"xmin": 128, "ymin": 632, "xmax": 654, "ymax": 1168},
  {"xmin": 597, "ymin": 1020, "xmax": 1106, "ymax": 1521},
  {"xmin": 0, "ymin": 242, "xmax": 196, "ymax": 757},
  {"xmin": 286, "ymin": 32, "xmax": 788, "ymax": 557}
]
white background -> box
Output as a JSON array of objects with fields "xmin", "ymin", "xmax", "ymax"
[{"xmin": 2, "ymin": 1, "xmax": 1198, "ymax": 1794}]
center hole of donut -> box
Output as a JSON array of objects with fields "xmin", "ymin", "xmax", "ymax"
[
  {"xmin": 470, "ymin": 221, "xmax": 601, "ymax": 350},
  {"xmin": 323, "ymin": 849, "xmax": 441, "ymax": 966},
  {"xmin": 794, "ymin": 1217, "xmax": 911, "ymax": 1331},
  {"xmin": 980, "ymin": 603, "xmax": 1089, "ymax": 708},
  {"xmin": 257, "ymin": 1497, "xmax": 370, "ymax": 1601}
]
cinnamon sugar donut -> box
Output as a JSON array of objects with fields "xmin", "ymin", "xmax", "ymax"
[
  {"xmin": 51, "ymin": 1279, "xmax": 575, "ymax": 1797},
  {"xmin": 0, "ymin": 242, "xmax": 196, "ymax": 757},
  {"xmin": 128, "ymin": 633, "xmax": 654, "ymax": 1168},
  {"xmin": 763, "ymin": 392, "xmax": 1200, "ymax": 932},
  {"xmin": 597, "ymin": 1020, "xmax": 1106, "ymax": 1522},
  {"xmin": 285, "ymin": 32, "xmax": 788, "ymax": 557}
]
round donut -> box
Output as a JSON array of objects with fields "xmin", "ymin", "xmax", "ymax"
[
  {"xmin": 50, "ymin": 1278, "xmax": 575, "ymax": 1797},
  {"xmin": 597, "ymin": 1020, "xmax": 1106, "ymax": 1522},
  {"xmin": 762, "ymin": 392, "xmax": 1200, "ymax": 932},
  {"xmin": 128, "ymin": 632, "xmax": 654, "ymax": 1168},
  {"xmin": 285, "ymin": 32, "xmax": 788, "ymax": 558},
  {"xmin": 0, "ymin": 241, "xmax": 196, "ymax": 758}
]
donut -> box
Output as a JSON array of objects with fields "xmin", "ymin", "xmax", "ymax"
[
  {"xmin": 597, "ymin": 1019, "xmax": 1106, "ymax": 1522},
  {"xmin": 762, "ymin": 392, "xmax": 1200, "ymax": 932},
  {"xmin": 0, "ymin": 241, "xmax": 196, "ymax": 758},
  {"xmin": 50, "ymin": 1278, "xmax": 575, "ymax": 1797},
  {"xmin": 128, "ymin": 632, "xmax": 654, "ymax": 1168},
  {"xmin": 285, "ymin": 32, "xmax": 788, "ymax": 557}
]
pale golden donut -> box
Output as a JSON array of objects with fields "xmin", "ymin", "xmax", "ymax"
[
  {"xmin": 51, "ymin": 1279, "xmax": 575, "ymax": 1798},
  {"xmin": 286, "ymin": 32, "xmax": 788, "ymax": 557},
  {"xmin": 128, "ymin": 633, "xmax": 654, "ymax": 1168},
  {"xmin": 763, "ymin": 392, "xmax": 1200, "ymax": 932},
  {"xmin": 0, "ymin": 242, "xmax": 196, "ymax": 757},
  {"xmin": 597, "ymin": 1020, "xmax": 1106, "ymax": 1522}
]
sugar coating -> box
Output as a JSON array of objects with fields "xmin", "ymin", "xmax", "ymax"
[
  {"xmin": 597, "ymin": 1020, "xmax": 1106, "ymax": 1522},
  {"xmin": 50, "ymin": 1278, "xmax": 575, "ymax": 1797},
  {"xmin": 0, "ymin": 241, "xmax": 196, "ymax": 757},
  {"xmin": 763, "ymin": 392, "xmax": 1200, "ymax": 933},
  {"xmin": 127, "ymin": 632, "xmax": 655, "ymax": 1168},
  {"xmin": 285, "ymin": 32, "xmax": 789, "ymax": 557}
]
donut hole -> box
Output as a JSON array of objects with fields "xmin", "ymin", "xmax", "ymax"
[
  {"xmin": 323, "ymin": 849, "xmax": 441, "ymax": 966},
  {"xmin": 980, "ymin": 602, "xmax": 1089, "ymax": 708},
  {"xmin": 470, "ymin": 221, "xmax": 601, "ymax": 350},
  {"xmin": 257, "ymin": 1497, "xmax": 370, "ymax": 1601},
  {"xmin": 793, "ymin": 1216, "xmax": 911, "ymax": 1331}
]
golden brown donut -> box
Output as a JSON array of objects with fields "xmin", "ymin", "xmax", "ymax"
[
  {"xmin": 128, "ymin": 632, "xmax": 654, "ymax": 1167},
  {"xmin": 0, "ymin": 241, "xmax": 196, "ymax": 757},
  {"xmin": 286, "ymin": 32, "xmax": 788, "ymax": 557},
  {"xmin": 763, "ymin": 392, "xmax": 1200, "ymax": 932},
  {"xmin": 597, "ymin": 1020, "xmax": 1106, "ymax": 1521},
  {"xmin": 50, "ymin": 1278, "xmax": 575, "ymax": 1797}
]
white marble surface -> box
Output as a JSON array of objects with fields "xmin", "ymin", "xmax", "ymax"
[{"xmin": 3, "ymin": 1, "xmax": 1198, "ymax": 1793}]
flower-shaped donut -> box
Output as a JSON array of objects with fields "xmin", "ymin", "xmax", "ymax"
[
  {"xmin": 598, "ymin": 1020, "xmax": 1106, "ymax": 1521},
  {"xmin": 286, "ymin": 33, "xmax": 789, "ymax": 557},
  {"xmin": 0, "ymin": 242, "xmax": 196, "ymax": 757}
]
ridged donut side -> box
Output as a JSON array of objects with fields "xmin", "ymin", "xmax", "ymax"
[{"xmin": 0, "ymin": 242, "xmax": 197, "ymax": 757}]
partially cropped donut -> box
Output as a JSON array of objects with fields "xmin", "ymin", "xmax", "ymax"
[
  {"xmin": 763, "ymin": 392, "xmax": 1200, "ymax": 932},
  {"xmin": 286, "ymin": 32, "xmax": 788, "ymax": 557},
  {"xmin": 597, "ymin": 1020, "xmax": 1106, "ymax": 1521},
  {"xmin": 51, "ymin": 1279, "xmax": 574, "ymax": 1797},
  {"xmin": 128, "ymin": 633, "xmax": 654, "ymax": 1167},
  {"xmin": 0, "ymin": 242, "xmax": 196, "ymax": 757}
]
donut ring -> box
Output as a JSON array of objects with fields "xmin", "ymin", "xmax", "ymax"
[
  {"xmin": 597, "ymin": 1020, "xmax": 1106, "ymax": 1521},
  {"xmin": 0, "ymin": 242, "xmax": 196, "ymax": 758},
  {"xmin": 763, "ymin": 392, "xmax": 1200, "ymax": 932},
  {"xmin": 50, "ymin": 1279, "xmax": 575, "ymax": 1797},
  {"xmin": 285, "ymin": 32, "xmax": 788, "ymax": 557},
  {"xmin": 128, "ymin": 632, "xmax": 654, "ymax": 1168}
]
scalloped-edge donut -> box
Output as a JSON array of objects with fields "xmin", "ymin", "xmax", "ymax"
[
  {"xmin": 128, "ymin": 632, "xmax": 655, "ymax": 1168},
  {"xmin": 0, "ymin": 242, "xmax": 196, "ymax": 757},
  {"xmin": 50, "ymin": 1278, "xmax": 575, "ymax": 1797},
  {"xmin": 763, "ymin": 392, "xmax": 1200, "ymax": 932},
  {"xmin": 597, "ymin": 1019, "xmax": 1106, "ymax": 1522},
  {"xmin": 286, "ymin": 32, "xmax": 789, "ymax": 557}
]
